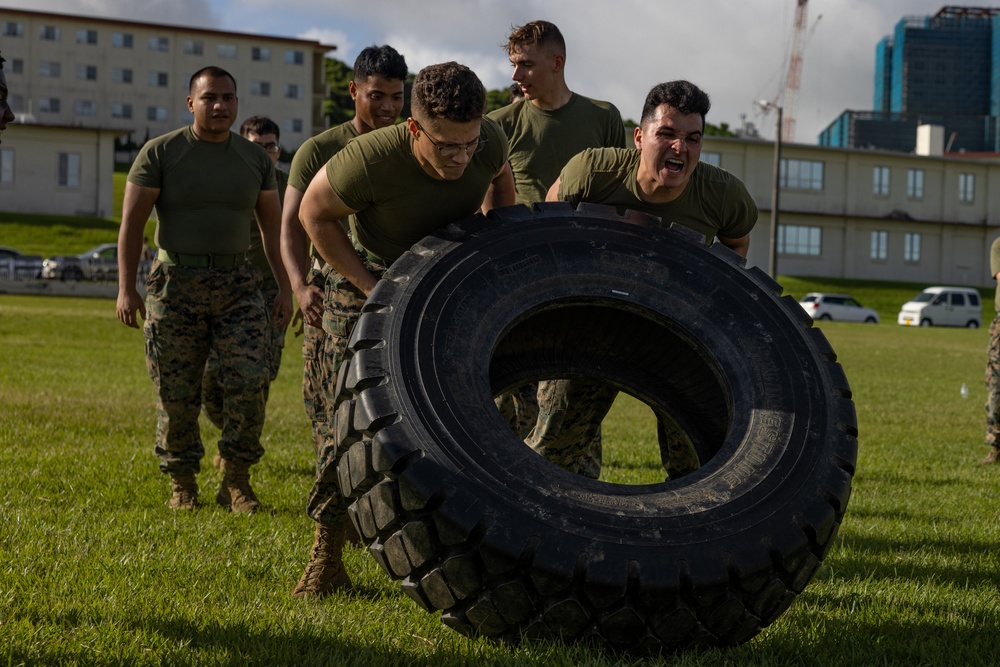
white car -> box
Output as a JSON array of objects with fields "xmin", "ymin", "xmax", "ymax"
[
  {"xmin": 41, "ymin": 242, "xmax": 118, "ymax": 281},
  {"xmin": 798, "ymin": 292, "xmax": 880, "ymax": 324},
  {"xmin": 897, "ymin": 286, "xmax": 982, "ymax": 328}
]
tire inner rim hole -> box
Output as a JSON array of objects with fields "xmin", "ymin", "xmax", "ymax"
[{"xmin": 488, "ymin": 301, "xmax": 731, "ymax": 486}]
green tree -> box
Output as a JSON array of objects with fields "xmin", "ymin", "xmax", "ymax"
[{"xmin": 323, "ymin": 57, "xmax": 355, "ymax": 126}]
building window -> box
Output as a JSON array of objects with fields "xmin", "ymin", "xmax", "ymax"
[
  {"xmin": 3, "ymin": 22, "xmax": 24, "ymax": 37},
  {"xmin": 904, "ymin": 232, "xmax": 921, "ymax": 262},
  {"xmin": 907, "ymin": 168, "xmax": 924, "ymax": 199},
  {"xmin": 38, "ymin": 98, "xmax": 61, "ymax": 114},
  {"xmin": 252, "ymin": 46, "xmax": 271, "ymax": 61},
  {"xmin": 147, "ymin": 106, "xmax": 168, "ymax": 122},
  {"xmin": 0, "ymin": 148, "xmax": 13, "ymax": 184},
  {"xmin": 39, "ymin": 25, "xmax": 60, "ymax": 41},
  {"xmin": 870, "ymin": 230, "xmax": 888, "ymax": 260},
  {"xmin": 251, "ymin": 81, "xmax": 271, "ymax": 97},
  {"xmin": 77, "ymin": 65, "xmax": 98, "ymax": 81},
  {"xmin": 701, "ymin": 152, "xmax": 722, "ymax": 167},
  {"xmin": 285, "ymin": 118, "xmax": 303, "ymax": 133},
  {"xmin": 76, "ymin": 29, "xmax": 98, "ymax": 44},
  {"xmin": 58, "ymin": 153, "xmax": 81, "ymax": 188},
  {"xmin": 285, "ymin": 84, "xmax": 303, "ymax": 99},
  {"xmin": 75, "ymin": 100, "xmax": 97, "ymax": 116},
  {"xmin": 10, "ymin": 59, "xmax": 23, "ymax": 74},
  {"xmin": 217, "ymin": 44, "xmax": 238, "ymax": 59},
  {"xmin": 39, "ymin": 61, "xmax": 61, "ymax": 78},
  {"xmin": 285, "ymin": 49, "xmax": 304, "ymax": 65},
  {"xmin": 148, "ymin": 72, "xmax": 169, "ymax": 87},
  {"xmin": 112, "ymin": 103, "xmax": 133, "ymax": 119},
  {"xmin": 780, "ymin": 159, "xmax": 824, "ymax": 191},
  {"xmin": 777, "ymin": 224, "xmax": 822, "ymax": 256},
  {"xmin": 112, "ymin": 32, "xmax": 133, "ymax": 48},
  {"xmin": 183, "ymin": 40, "xmax": 204, "ymax": 55},
  {"xmin": 959, "ymin": 173, "xmax": 975, "ymax": 203},
  {"xmin": 112, "ymin": 68, "xmax": 133, "ymax": 84},
  {"xmin": 148, "ymin": 36, "xmax": 169, "ymax": 52},
  {"xmin": 873, "ymin": 166, "xmax": 890, "ymax": 196}
]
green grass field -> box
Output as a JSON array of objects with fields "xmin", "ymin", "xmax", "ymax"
[{"xmin": 1, "ymin": 281, "xmax": 998, "ymax": 665}]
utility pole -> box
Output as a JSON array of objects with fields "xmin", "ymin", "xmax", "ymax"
[{"xmin": 756, "ymin": 100, "xmax": 782, "ymax": 279}]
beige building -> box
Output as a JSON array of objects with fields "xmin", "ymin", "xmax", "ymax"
[
  {"xmin": 704, "ymin": 136, "xmax": 1000, "ymax": 288},
  {"xmin": 1, "ymin": 7, "xmax": 334, "ymax": 150}
]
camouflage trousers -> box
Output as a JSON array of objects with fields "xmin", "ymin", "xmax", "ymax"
[
  {"xmin": 495, "ymin": 383, "xmax": 540, "ymax": 440},
  {"xmin": 202, "ymin": 285, "xmax": 286, "ymax": 429},
  {"xmin": 301, "ymin": 266, "xmax": 331, "ymax": 453},
  {"xmin": 306, "ymin": 256, "xmax": 388, "ymax": 528},
  {"xmin": 986, "ymin": 314, "xmax": 1000, "ymax": 449},
  {"xmin": 528, "ymin": 378, "xmax": 701, "ymax": 480},
  {"xmin": 143, "ymin": 260, "xmax": 268, "ymax": 475}
]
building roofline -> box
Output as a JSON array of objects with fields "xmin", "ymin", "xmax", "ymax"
[{"xmin": 1, "ymin": 7, "xmax": 337, "ymax": 51}]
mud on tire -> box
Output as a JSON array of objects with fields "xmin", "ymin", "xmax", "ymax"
[{"xmin": 334, "ymin": 203, "xmax": 857, "ymax": 652}]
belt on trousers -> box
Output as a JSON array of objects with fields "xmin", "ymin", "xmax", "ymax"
[{"xmin": 157, "ymin": 248, "xmax": 246, "ymax": 267}]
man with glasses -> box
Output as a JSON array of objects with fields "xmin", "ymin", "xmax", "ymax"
[
  {"xmin": 291, "ymin": 61, "xmax": 514, "ymax": 598},
  {"xmin": 201, "ymin": 116, "xmax": 289, "ymax": 473},
  {"xmin": 116, "ymin": 67, "xmax": 293, "ymax": 513},
  {"xmin": 487, "ymin": 20, "xmax": 627, "ymax": 476},
  {"xmin": 281, "ymin": 45, "xmax": 407, "ymax": 459}
]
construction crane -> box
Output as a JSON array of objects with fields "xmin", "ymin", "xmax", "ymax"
[{"xmin": 781, "ymin": 0, "xmax": 809, "ymax": 142}]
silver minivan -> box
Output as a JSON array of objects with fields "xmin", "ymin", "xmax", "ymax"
[{"xmin": 896, "ymin": 286, "xmax": 982, "ymax": 328}]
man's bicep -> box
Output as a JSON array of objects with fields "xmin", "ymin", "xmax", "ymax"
[
  {"xmin": 122, "ymin": 182, "xmax": 159, "ymax": 223},
  {"xmin": 301, "ymin": 170, "xmax": 357, "ymax": 223}
]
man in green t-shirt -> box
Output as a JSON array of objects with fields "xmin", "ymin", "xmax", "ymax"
[
  {"xmin": 281, "ymin": 45, "xmax": 407, "ymax": 458},
  {"xmin": 488, "ymin": 20, "xmax": 627, "ymax": 472},
  {"xmin": 291, "ymin": 61, "xmax": 515, "ymax": 599},
  {"xmin": 201, "ymin": 116, "xmax": 289, "ymax": 464},
  {"xmin": 116, "ymin": 66, "xmax": 293, "ymax": 513},
  {"xmin": 982, "ymin": 236, "xmax": 1000, "ymax": 465},
  {"xmin": 544, "ymin": 80, "xmax": 758, "ymax": 480}
]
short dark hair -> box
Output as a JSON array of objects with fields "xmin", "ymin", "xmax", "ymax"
[
  {"xmin": 641, "ymin": 80, "xmax": 711, "ymax": 127},
  {"xmin": 189, "ymin": 66, "xmax": 237, "ymax": 93},
  {"xmin": 506, "ymin": 20, "xmax": 565, "ymax": 56},
  {"xmin": 410, "ymin": 62, "xmax": 485, "ymax": 124},
  {"xmin": 239, "ymin": 115, "xmax": 280, "ymax": 140},
  {"xmin": 354, "ymin": 44, "xmax": 408, "ymax": 82},
  {"xmin": 0, "ymin": 51, "xmax": 5, "ymax": 70}
]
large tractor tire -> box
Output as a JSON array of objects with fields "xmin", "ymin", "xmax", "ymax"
[{"xmin": 334, "ymin": 203, "xmax": 857, "ymax": 652}]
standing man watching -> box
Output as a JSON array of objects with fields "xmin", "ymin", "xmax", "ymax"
[
  {"xmin": 982, "ymin": 236, "xmax": 1000, "ymax": 465},
  {"xmin": 281, "ymin": 45, "xmax": 407, "ymax": 457},
  {"xmin": 291, "ymin": 61, "xmax": 515, "ymax": 598},
  {"xmin": 544, "ymin": 79, "xmax": 758, "ymax": 479},
  {"xmin": 116, "ymin": 66, "xmax": 292, "ymax": 513},
  {"xmin": 487, "ymin": 20, "xmax": 626, "ymax": 465},
  {"xmin": 0, "ymin": 52, "xmax": 14, "ymax": 143},
  {"xmin": 201, "ymin": 115, "xmax": 289, "ymax": 468}
]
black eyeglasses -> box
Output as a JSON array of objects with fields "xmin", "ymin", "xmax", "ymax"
[
  {"xmin": 415, "ymin": 121, "xmax": 487, "ymax": 157},
  {"xmin": 254, "ymin": 141, "xmax": 281, "ymax": 154}
]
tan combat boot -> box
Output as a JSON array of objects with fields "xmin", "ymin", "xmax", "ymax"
[
  {"xmin": 291, "ymin": 521, "xmax": 353, "ymax": 598},
  {"xmin": 216, "ymin": 459, "xmax": 262, "ymax": 514},
  {"xmin": 168, "ymin": 472, "xmax": 198, "ymax": 510},
  {"xmin": 980, "ymin": 447, "xmax": 1000, "ymax": 465}
]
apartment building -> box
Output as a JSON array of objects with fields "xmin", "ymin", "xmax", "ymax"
[
  {"xmin": 706, "ymin": 136, "xmax": 999, "ymax": 288},
  {"xmin": 0, "ymin": 8, "xmax": 335, "ymax": 150}
]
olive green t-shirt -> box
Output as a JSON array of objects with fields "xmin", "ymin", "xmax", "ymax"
[
  {"xmin": 127, "ymin": 126, "xmax": 277, "ymax": 255},
  {"xmin": 289, "ymin": 121, "xmax": 361, "ymax": 247},
  {"xmin": 557, "ymin": 148, "xmax": 758, "ymax": 243},
  {"xmin": 247, "ymin": 168, "xmax": 288, "ymax": 290},
  {"xmin": 326, "ymin": 117, "xmax": 509, "ymax": 263},
  {"xmin": 488, "ymin": 93, "xmax": 626, "ymax": 205},
  {"xmin": 991, "ymin": 236, "xmax": 1000, "ymax": 312}
]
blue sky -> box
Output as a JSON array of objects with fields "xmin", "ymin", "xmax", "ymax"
[{"xmin": 3, "ymin": 0, "xmax": 959, "ymax": 143}]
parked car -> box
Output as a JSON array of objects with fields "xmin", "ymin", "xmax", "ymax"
[
  {"xmin": 897, "ymin": 286, "xmax": 982, "ymax": 328},
  {"xmin": 0, "ymin": 246, "xmax": 44, "ymax": 280},
  {"xmin": 798, "ymin": 292, "xmax": 880, "ymax": 323},
  {"xmin": 42, "ymin": 243, "xmax": 119, "ymax": 281}
]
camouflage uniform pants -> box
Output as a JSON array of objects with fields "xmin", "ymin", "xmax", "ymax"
[
  {"xmin": 528, "ymin": 378, "xmax": 701, "ymax": 480},
  {"xmin": 986, "ymin": 313, "xmax": 1000, "ymax": 449},
  {"xmin": 495, "ymin": 383, "xmax": 540, "ymax": 440},
  {"xmin": 301, "ymin": 265, "xmax": 331, "ymax": 453},
  {"xmin": 306, "ymin": 256, "xmax": 388, "ymax": 527},
  {"xmin": 143, "ymin": 260, "xmax": 268, "ymax": 474},
  {"xmin": 201, "ymin": 285, "xmax": 286, "ymax": 429}
]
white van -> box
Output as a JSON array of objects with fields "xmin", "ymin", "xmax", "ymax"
[{"xmin": 897, "ymin": 286, "xmax": 983, "ymax": 328}]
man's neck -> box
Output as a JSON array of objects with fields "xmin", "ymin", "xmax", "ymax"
[
  {"xmin": 636, "ymin": 168, "xmax": 686, "ymax": 205},
  {"xmin": 530, "ymin": 85, "xmax": 573, "ymax": 111}
]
